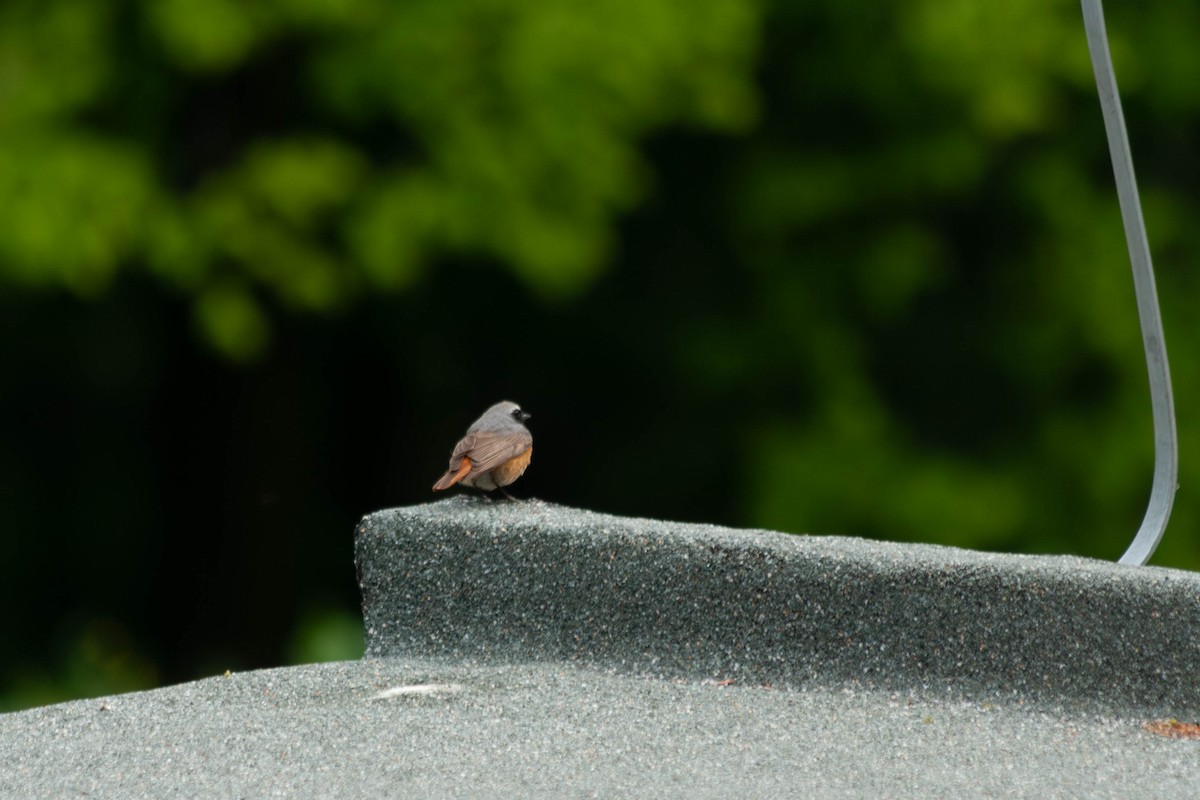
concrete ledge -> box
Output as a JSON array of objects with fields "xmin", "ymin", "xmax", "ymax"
[{"xmin": 356, "ymin": 497, "xmax": 1200, "ymax": 717}]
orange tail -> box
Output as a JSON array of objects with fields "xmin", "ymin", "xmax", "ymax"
[{"xmin": 432, "ymin": 457, "xmax": 472, "ymax": 491}]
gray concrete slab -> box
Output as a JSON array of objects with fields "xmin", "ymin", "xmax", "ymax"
[
  {"xmin": 358, "ymin": 497, "xmax": 1200, "ymax": 718},
  {"xmin": 1, "ymin": 658, "xmax": 1197, "ymax": 799},
  {"xmin": 3, "ymin": 498, "xmax": 1199, "ymax": 798}
]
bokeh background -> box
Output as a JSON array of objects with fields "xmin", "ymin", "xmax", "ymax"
[{"xmin": 2, "ymin": 0, "xmax": 1198, "ymax": 711}]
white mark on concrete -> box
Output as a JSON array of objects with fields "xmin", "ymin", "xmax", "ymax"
[{"xmin": 372, "ymin": 683, "xmax": 465, "ymax": 700}]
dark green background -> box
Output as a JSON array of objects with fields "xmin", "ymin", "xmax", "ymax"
[{"xmin": 2, "ymin": 0, "xmax": 1197, "ymax": 710}]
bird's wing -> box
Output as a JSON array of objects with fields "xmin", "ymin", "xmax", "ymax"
[
  {"xmin": 458, "ymin": 429, "xmax": 532, "ymax": 475},
  {"xmin": 447, "ymin": 433, "xmax": 478, "ymax": 470}
]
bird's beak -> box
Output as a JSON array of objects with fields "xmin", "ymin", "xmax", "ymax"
[{"xmin": 519, "ymin": 411, "xmax": 532, "ymax": 422}]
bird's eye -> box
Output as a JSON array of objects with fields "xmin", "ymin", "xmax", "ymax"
[{"xmin": 511, "ymin": 407, "xmax": 523, "ymax": 418}]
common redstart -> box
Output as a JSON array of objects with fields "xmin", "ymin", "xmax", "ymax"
[{"xmin": 432, "ymin": 401, "xmax": 533, "ymax": 497}]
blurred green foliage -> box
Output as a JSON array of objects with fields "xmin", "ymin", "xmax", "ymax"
[
  {"xmin": 0, "ymin": 0, "xmax": 756, "ymax": 358},
  {"xmin": 0, "ymin": 616, "xmax": 158, "ymax": 713},
  {"xmin": 2, "ymin": 0, "xmax": 1199, "ymax": 711}
]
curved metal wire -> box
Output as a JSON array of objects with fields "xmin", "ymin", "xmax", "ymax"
[{"xmin": 1080, "ymin": 0, "xmax": 1178, "ymax": 565}]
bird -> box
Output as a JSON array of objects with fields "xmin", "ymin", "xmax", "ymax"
[{"xmin": 432, "ymin": 401, "xmax": 533, "ymax": 498}]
